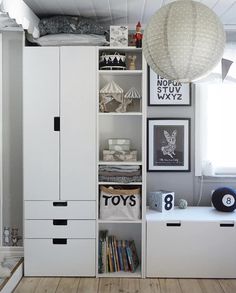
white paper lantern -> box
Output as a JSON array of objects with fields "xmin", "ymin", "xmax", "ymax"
[{"xmin": 143, "ymin": 0, "xmax": 225, "ymax": 82}]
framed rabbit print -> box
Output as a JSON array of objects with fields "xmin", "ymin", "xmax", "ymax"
[{"xmin": 147, "ymin": 118, "xmax": 190, "ymax": 172}]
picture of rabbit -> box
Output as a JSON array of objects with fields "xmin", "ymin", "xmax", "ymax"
[{"xmin": 161, "ymin": 129, "xmax": 177, "ymax": 158}]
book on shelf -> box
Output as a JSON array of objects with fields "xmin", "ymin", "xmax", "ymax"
[
  {"xmin": 129, "ymin": 240, "xmax": 139, "ymax": 272},
  {"xmin": 113, "ymin": 236, "xmax": 120, "ymax": 271},
  {"xmin": 117, "ymin": 240, "xmax": 124, "ymax": 271},
  {"xmin": 122, "ymin": 239, "xmax": 129, "ymax": 272},
  {"xmin": 125, "ymin": 240, "xmax": 133, "ymax": 271},
  {"xmin": 98, "ymin": 230, "xmax": 108, "ymax": 273},
  {"xmin": 109, "ymin": 236, "xmax": 115, "ymax": 272}
]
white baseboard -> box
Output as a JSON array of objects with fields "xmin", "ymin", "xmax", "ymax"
[{"xmin": 0, "ymin": 246, "xmax": 23, "ymax": 258}]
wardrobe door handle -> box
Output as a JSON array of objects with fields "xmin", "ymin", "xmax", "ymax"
[
  {"xmin": 54, "ymin": 117, "xmax": 60, "ymax": 131},
  {"xmin": 53, "ymin": 220, "xmax": 68, "ymax": 226},
  {"xmin": 53, "ymin": 202, "xmax": 68, "ymax": 207},
  {"xmin": 52, "ymin": 239, "xmax": 67, "ymax": 245}
]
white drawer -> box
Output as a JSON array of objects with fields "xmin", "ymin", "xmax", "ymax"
[
  {"xmin": 25, "ymin": 220, "xmax": 95, "ymax": 239},
  {"xmin": 24, "ymin": 238, "xmax": 95, "ymax": 276},
  {"xmin": 24, "ymin": 201, "xmax": 96, "ymax": 219}
]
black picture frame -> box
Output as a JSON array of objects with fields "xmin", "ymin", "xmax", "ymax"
[
  {"xmin": 147, "ymin": 118, "xmax": 191, "ymax": 172},
  {"xmin": 147, "ymin": 66, "xmax": 192, "ymax": 106}
]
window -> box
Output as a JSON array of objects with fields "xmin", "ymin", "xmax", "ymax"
[{"xmin": 195, "ymin": 83, "xmax": 236, "ymax": 176}]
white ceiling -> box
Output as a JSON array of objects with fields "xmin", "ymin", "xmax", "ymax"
[{"xmin": 22, "ymin": 0, "xmax": 236, "ymax": 28}]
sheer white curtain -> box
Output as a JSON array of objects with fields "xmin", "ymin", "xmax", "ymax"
[{"xmin": 195, "ymin": 83, "xmax": 236, "ymax": 176}]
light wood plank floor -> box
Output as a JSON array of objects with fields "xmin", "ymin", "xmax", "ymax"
[{"xmin": 13, "ymin": 278, "xmax": 236, "ymax": 293}]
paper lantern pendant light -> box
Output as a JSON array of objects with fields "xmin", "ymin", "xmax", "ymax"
[{"xmin": 143, "ymin": 0, "xmax": 225, "ymax": 82}]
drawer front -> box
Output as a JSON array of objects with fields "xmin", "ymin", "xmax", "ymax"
[
  {"xmin": 24, "ymin": 239, "xmax": 95, "ymax": 276},
  {"xmin": 147, "ymin": 221, "xmax": 236, "ymax": 278},
  {"xmin": 25, "ymin": 220, "xmax": 95, "ymax": 239},
  {"xmin": 24, "ymin": 201, "xmax": 96, "ymax": 219}
]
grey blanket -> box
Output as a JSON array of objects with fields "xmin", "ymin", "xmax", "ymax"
[{"xmin": 39, "ymin": 16, "xmax": 109, "ymax": 40}]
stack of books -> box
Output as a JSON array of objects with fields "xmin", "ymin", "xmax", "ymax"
[{"xmin": 98, "ymin": 230, "xmax": 139, "ymax": 274}]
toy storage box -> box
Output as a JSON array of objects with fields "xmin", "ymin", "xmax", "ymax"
[{"xmin": 100, "ymin": 186, "xmax": 141, "ymax": 220}]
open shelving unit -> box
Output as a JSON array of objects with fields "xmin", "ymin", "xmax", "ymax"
[{"xmin": 96, "ymin": 47, "xmax": 146, "ymax": 278}]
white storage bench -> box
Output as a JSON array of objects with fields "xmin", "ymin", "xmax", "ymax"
[{"xmin": 146, "ymin": 207, "xmax": 236, "ymax": 278}]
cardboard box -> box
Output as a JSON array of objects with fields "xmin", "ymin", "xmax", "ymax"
[{"xmin": 103, "ymin": 150, "xmax": 137, "ymax": 162}]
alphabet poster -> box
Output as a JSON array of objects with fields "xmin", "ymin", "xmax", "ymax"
[{"xmin": 148, "ymin": 67, "xmax": 191, "ymax": 106}]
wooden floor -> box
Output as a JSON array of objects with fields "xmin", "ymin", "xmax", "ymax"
[{"xmin": 14, "ymin": 277, "xmax": 236, "ymax": 293}]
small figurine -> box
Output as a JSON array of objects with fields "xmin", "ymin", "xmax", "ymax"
[
  {"xmin": 3, "ymin": 227, "xmax": 10, "ymax": 246},
  {"xmin": 128, "ymin": 55, "xmax": 137, "ymax": 70},
  {"xmin": 11, "ymin": 227, "xmax": 21, "ymax": 246},
  {"xmin": 134, "ymin": 21, "xmax": 143, "ymax": 48}
]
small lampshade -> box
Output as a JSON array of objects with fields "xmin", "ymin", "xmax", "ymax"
[
  {"xmin": 124, "ymin": 87, "xmax": 141, "ymax": 99},
  {"xmin": 143, "ymin": 0, "xmax": 225, "ymax": 82},
  {"xmin": 100, "ymin": 80, "xmax": 123, "ymax": 94}
]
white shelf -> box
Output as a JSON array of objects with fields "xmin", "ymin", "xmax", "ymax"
[
  {"xmin": 97, "ymin": 266, "xmax": 141, "ymax": 278},
  {"xmin": 98, "ymin": 112, "xmax": 142, "ymax": 116},
  {"xmin": 99, "ymin": 70, "xmax": 142, "ymax": 75},
  {"xmin": 99, "ymin": 161, "xmax": 143, "ymax": 165},
  {"xmin": 98, "ymin": 220, "xmax": 142, "ymax": 224},
  {"xmin": 98, "ymin": 182, "xmax": 142, "ymax": 185}
]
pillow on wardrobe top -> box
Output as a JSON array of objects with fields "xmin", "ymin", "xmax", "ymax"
[{"xmin": 31, "ymin": 34, "xmax": 109, "ymax": 46}]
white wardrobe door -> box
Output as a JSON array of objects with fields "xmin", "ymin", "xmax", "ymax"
[
  {"xmin": 23, "ymin": 47, "xmax": 60, "ymax": 200},
  {"xmin": 60, "ymin": 47, "xmax": 96, "ymax": 200}
]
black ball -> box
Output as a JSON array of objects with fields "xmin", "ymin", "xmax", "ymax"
[{"xmin": 212, "ymin": 187, "xmax": 236, "ymax": 212}]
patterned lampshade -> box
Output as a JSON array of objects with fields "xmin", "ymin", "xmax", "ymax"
[
  {"xmin": 124, "ymin": 87, "xmax": 141, "ymax": 99},
  {"xmin": 143, "ymin": 0, "xmax": 225, "ymax": 82}
]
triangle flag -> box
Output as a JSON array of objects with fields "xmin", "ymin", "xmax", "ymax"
[{"xmin": 222, "ymin": 58, "xmax": 233, "ymax": 82}]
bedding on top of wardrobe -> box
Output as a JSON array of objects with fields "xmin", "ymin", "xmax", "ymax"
[
  {"xmin": 27, "ymin": 15, "xmax": 109, "ymax": 46},
  {"xmin": 29, "ymin": 33, "xmax": 109, "ymax": 46}
]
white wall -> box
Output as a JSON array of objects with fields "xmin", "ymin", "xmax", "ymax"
[{"xmin": 2, "ymin": 31, "xmax": 23, "ymax": 244}]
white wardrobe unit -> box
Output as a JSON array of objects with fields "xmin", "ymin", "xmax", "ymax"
[{"xmin": 23, "ymin": 47, "xmax": 96, "ymax": 276}]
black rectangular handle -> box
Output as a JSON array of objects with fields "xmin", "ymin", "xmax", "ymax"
[
  {"xmin": 166, "ymin": 222, "xmax": 181, "ymax": 227},
  {"xmin": 53, "ymin": 202, "xmax": 67, "ymax": 207},
  {"xmin": 54, "ymin": 117, "xmax": 60, "ymax": 131},
  {"xmin": 220, "ymin": 223, "xmax": 234, "ymax": 227},
  {"xmin": 52, "ymin": 239, "xmax": 67, "ymax": 245},
  {"xmin": 53, "ymin": 219, "xmax": 68, "ymax": 226}
]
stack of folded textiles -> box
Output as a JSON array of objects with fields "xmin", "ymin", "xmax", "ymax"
[{"xmin": 99, "ymin": 165, "xmax": 142, "ymax": 183}]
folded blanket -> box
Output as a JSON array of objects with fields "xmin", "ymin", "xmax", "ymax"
[
  {"xmin": 99, "ymin": 165, "xmax": 140, "ymax": 172},
  {"xmin": 99, "ymin": 171, "xmax": 141, "ymax": 177},
  {"xmin": 39, "ymin": 16, "xmax": 109, "ymax": 40},
  {"xmin": 99, "ymin": 175, "xmax": 142, "ymax": 183}
]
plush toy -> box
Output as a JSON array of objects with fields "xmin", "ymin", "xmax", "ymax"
[
  {"xmin": 212, "ymin": 187, "xmax": 236, "ymax": 212},
  {"xmin": 128, "ymin": 55, "xmax": 137, "ymax": 70}
]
